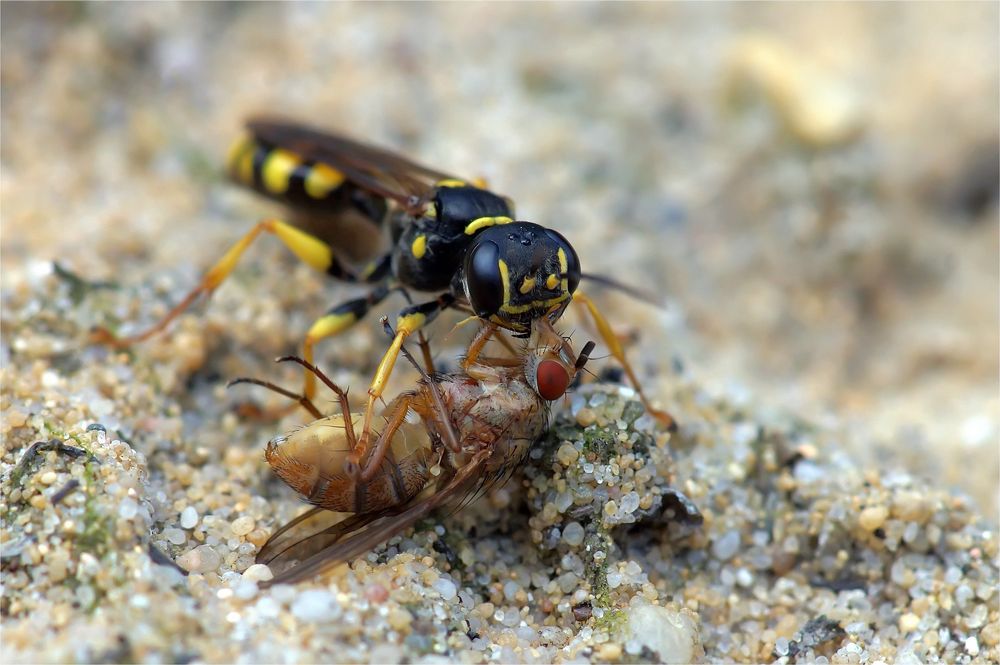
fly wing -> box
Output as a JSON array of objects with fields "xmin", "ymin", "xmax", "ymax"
[
  {"xmin": 258, "ymin": 450, "xmax": 491, "ymax": 586},
  {"xmin": 247, "ymin": 118, "xmax": 456, "ymax": 209}
]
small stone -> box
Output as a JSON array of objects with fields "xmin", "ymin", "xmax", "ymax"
[
  {"xmin": 180, "ymin": 506, "xmax": 199, "ymax": 529},
  {"xmin": 858, "ymin": 506, "xmax": 889, "ymax": 532},
  {"xmin": 39, "ymin": 471, "xmax": 58, "ymax": 485},
  {"xmin": 556, "ymin": 443, "xmax": 580, "ymax": 466},
  {"xmin": 163, "ymin": 528, "xmax": 186, "ymax": 545},
  {"xmin": 242, "ymin": 564, "xmax": 273, "ymax": 583},
  {"xmin": 596, "ymin": 643, "xmax": 622, "ymax": 661},
  {"xmin": 899, "ymin": 613, "xmax": 920, "ymax": 633},
  {"xmin": 576, "ymin": 408, "xmax": 597, "ymax": 427},
  {"xmin": 562, "ymin": 522, "xmax": 585, "ymax": 547},
  {"xmin": 291, "ymin": 590, "xmax": 340, "ymax": 622},
  {"xmin": 176, "ymin": 545, "xmax": 221, "ymax": 573},
  {"xmin": 118, "ymin": 498, "xmax": 138, "ymax": 520},
  {"xmin": 231, "ymin": 516, "xmax": 255, "ymax": 536},
  {"xmin": 964, "ymin": 636, "xmax": 979, "ymax": 657},
  {"xmin": 432, "ymin": 577, "xmax": 457, "ymax": 601},
  {"xmin": 712, "ymin": 530, "xmax": 741, "ymax": 561},
  {"xmin": 388, "ymin": 608, "xmax": 413, "ymax": 631},
  {"xmin": 624, "ymin": 605, "xmax": 702, "ymax": 664}
]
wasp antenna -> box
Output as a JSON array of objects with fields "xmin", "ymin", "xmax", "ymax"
[{"xmin": 580, "ymin": 272, "xmax": 663, "ymax": 308}]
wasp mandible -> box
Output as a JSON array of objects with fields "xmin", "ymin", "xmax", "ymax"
[
  {"xmin": 233, "ymin": 318, "xmax": 595, "ymax": 585},
  {"xmin": 92, "ymin": 119, "xmax": 674, "ymax": 432}
]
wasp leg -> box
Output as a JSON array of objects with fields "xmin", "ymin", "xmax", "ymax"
[
  {"xmin": 357, "ymin": 294, "xmax": 456, "ymax": 452},
  {"xmin": 91, "ymin": 217, "xmax": 391, "ymax": 347},
  {"xmin": 572, "ymin": 291, "xmax": 677, "ymax": 430},
  {"xmin": 299, "ymin": 283, "xmax": 398, "ymax": 403}
]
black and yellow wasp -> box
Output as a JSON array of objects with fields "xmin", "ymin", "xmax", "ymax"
[{"xmin": 93, "ymin": 118, "xmax": 673, "ymax": 430}]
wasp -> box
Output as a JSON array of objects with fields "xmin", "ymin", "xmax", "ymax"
[
  {"xmin": 233, "ymin": 318, "xmax": 595, "ymax": 584},
  {"xmin": 92, "ymin": 119, "xmax": 674, "ymax": 434}
]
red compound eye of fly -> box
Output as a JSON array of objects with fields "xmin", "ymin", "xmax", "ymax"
[{"xmin": 536, "ymin": 360, "xmax": 570, "ymax": 401}]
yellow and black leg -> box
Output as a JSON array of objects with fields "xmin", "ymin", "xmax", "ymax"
[
  {"xmin": 572, "ymin": 291, "xmax": 677, "ymax": 430},
  {"xmin": 356, "ymin": 293, "xmax": 456, "ymax": 452},
  {"xmin": 298, "ymin": 283, "xmax": 398, "ymax": 402},
  {"xmin": 90, "ymin": 217, "xmax": 391, "ymax": 347}
]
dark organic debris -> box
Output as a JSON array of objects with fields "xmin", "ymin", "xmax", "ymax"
[{"xmin": 782, "ymin": 615, "xmax": 847, "ymax": 659}]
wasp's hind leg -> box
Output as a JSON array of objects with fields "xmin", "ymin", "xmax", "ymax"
[
  {"xmin": 572, "ymin": 291, "xmax": 677, "ymax": 431},
  {"xmin": 90, "ymin": 217, "xmax": 392, "ymax": 347}
]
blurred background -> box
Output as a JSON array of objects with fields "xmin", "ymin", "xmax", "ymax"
[{"xmin": 2, "ymin": 3, "xmax": 997, "ymax": 518}]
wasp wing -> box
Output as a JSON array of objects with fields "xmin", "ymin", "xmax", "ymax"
[
  {"xmin": 247, "ymin": 118, "xmax": 456, "ymax": 209},
  {"xmin": 258, "ymin": 450, "xmax": 491, "ymax": 586}
]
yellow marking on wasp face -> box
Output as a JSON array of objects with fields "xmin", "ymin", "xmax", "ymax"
[
  {"xmin": 464, "ymin": 216, "xmax": 513, "ymax": 235},
  {"xmin": 262, "ymin": 149, "xmax": 301, "ymax": 195},
  {"xmin": 545, "ymin": 273, "xmax": 559, "ymax": 290},
  {"xmin": 411, "ymin": 234, "xmax": 428, "ymax": 259},
  {"xmin": 304, "ymin": 163, "xmax": 345, "ymax": 199},
  {"xmin": 436, "ymin": 178, "xmax": 467, "ymax": 188},
  {"xmin": 500, "ymin": 293, "xmax": 569, "ymax": 315},
  {"xmin": 498, "ymin": 259, "xmax": 511, "ymax": 308},
  {"xmin": 307, "ymin": 311, "xmax": 358, "ymax": 340},
  {"xmin": 519, "ymin": 276, "xmax": 536, "ymax": 294},
  {"xmin": 557, "ymin": 248, "xmax": 568, "ymax": 274},
  {"xmin": 397, "ymin": 312, "xmax": 427, "ymax": 335}
]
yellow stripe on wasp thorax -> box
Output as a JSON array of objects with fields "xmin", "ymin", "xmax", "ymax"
[
  {"xmin": 435, "ymin": 178, "xmax": 468, "ymax": 188},
  {"xmin": 464, "ymin": 216, "xmax": 513, "ymax": 235}
]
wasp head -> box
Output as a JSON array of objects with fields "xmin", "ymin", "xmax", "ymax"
[{"xmin": 462, "ymin": 222, "xmax": 581, "ymax": 334}]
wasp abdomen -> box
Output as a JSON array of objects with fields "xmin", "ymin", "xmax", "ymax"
[{"xmin": 227, "ymin": 136, "xmax": 387, "ymax": 224}]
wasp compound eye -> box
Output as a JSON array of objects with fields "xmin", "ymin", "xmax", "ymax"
[
  {"xmin": 536, "ymin": 359, "xmax": 571, "ymax": 400},
  {"xmin": 465, "ymin": 239, "xmax": 503, "ymax": 317}
]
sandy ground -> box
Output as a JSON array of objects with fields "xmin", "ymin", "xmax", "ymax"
[{"xmin": 2, "ymin": 3, "xmax": 997, "ymax": 663}]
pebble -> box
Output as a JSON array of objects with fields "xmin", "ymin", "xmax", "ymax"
[
  {"xmin": 241, "ymin": 564, "xmax": 273, "ymax": 584},
  {"xmin": 163, "ymin": 528, "xmax": 186, "ymax": 545},
  {"xmin": 290, "ymin": 590, "xmax": 341, "ymax": 622},
  {"xmin": 898, "ymin": 613, "xmax": 920, "ymax": 633},
  {"xmin": 118, "ymin": 498, "xmax": 138, "ymax": 520},
  {"xmin": 432, "ymin": 577, "xmax": 457, "ymax": 601},
  {"xmin": 858, "ymin": 506, "xmax": 889, "ymax": 532},
  {"xmin": 712, "ymin": 530, "xmax": 741, "ymax": 561},
  {"xmin": 562, "ymin": 522, "xmax": 585, "ymax": 546},
  {"xmin": 624, "ymin": 605, "xmax": 701, "ymax": 664},
  {"xmin": 180, "ymin": 506, "xmax": 199, "ymax": 529},
  {"xmin": 230, "ymin": 516, "xmax": 255, "ymax": 536},
  {"xmin": 176, "ymin": 545, "xmax": 222, "ymax": 573}
]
